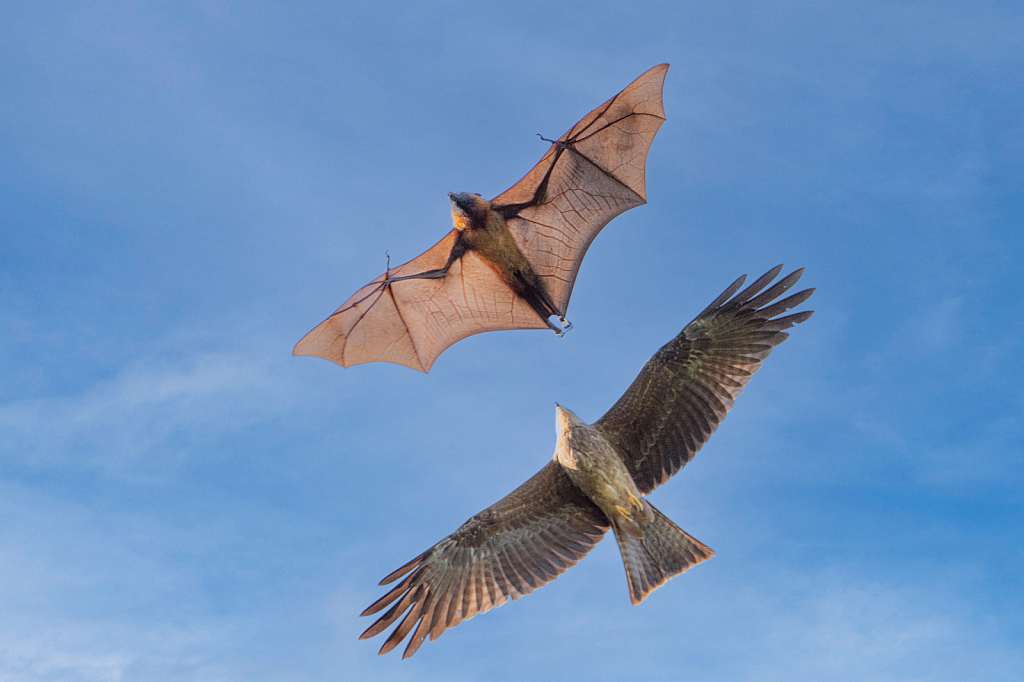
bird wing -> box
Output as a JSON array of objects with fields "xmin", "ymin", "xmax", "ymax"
[
  {"xmin": 359, "ymin": 460, "xmax": 610, "ymax": 658},
  {"xmin": 493, "ymin": 63, "xmax": 668, "ymax": 314},
  {"xmin": 595, "ymin": 266, "xmax": 815, "ymax": 495}
]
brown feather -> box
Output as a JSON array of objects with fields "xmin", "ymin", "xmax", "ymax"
[
  {"xmin": 360, "ymin": 461, "xmax": 609, "ymax": 656},
  {"xmin": 596, "ymin": 266, "xmax": 815, "ymax": 494},
  {"xmin": 379, "ymin": 585, "xmax": 426, "ymax": 655}
]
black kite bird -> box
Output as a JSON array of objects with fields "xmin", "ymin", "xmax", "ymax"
[
  {"xmin": 360, "ymin": 266, "xmax": 815, "ymax": 657},
  {"xmin": 295, "ymin": 64, "xmax": 669, "ymax": 372}
]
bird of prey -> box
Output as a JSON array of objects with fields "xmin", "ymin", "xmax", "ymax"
[{"xmin": 360, "ymin": 265, "xmax": 815, "ymax": 658}]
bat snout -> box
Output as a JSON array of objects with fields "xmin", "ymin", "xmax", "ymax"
[{"xmin": 449, "ymin": 192, "xmax": 482, "ymax": 209}]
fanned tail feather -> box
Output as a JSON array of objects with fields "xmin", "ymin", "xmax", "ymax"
[{"xmin": 614, "ymin": 500, "xmax": 713, "ymax": 605}]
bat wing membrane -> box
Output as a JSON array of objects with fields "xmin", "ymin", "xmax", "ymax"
[
  {"xmin": 495, "ymin": 64, "xmax": 669, "ymax": 313},
  {"xmin": 293, "ymin": 230, "xmax": 550, "ymax": 372}
]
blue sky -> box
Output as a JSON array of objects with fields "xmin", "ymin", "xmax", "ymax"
[{"xmin": 2, "ymin": 1, "xmax": 1022, "ymax": 680}]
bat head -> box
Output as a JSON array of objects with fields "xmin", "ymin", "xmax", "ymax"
[{"xmin": 448, "ymin": 192, "xmax": 488, "ymax": 231}]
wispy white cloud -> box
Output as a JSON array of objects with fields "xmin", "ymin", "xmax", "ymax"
[
  {"xmin": 0, "ymin": 482, "xmax": 230, "ymax": 682},
  {"xmin": 726, "ymin": 577, "xmax": 1022, "ymax": 681},
  {"xmin": 0, "ymin": 334, "xmax": 301, "ymax": 479},
  {"xmin": 1, "ymin": 636, "xmax": 132, "ymax": 682},
  {"xmin": 0, "ymin": 615, "xmax": 236, "ymax": 682}
]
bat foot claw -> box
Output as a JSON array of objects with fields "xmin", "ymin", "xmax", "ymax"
[{"xmin": 546, "ymin": 316, "xmax": 569, "ymax": 337}]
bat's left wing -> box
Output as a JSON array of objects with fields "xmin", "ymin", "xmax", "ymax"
[{"xmin": 493, "ymin": 63, "xmax": 669, "ymax": 314}]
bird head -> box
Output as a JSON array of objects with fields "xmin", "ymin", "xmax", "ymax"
[{"xmin": 554, "ymin": 404, "xmax": 584, "ymax": 439}]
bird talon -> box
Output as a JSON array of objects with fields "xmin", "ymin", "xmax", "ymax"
[{"xmin": 614, "ymin": 504, "xmax": 634, "ymax": 522}]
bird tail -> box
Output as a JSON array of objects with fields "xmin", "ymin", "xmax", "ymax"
[{"xmin": 613, "ymin": 500, "xmax": 714, "ymax": 604}]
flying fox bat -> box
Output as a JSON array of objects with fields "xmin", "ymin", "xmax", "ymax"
[
  {"xmin": 359, "ymin": 266, "xmax": 815, "ymax": 657},
  {"xmin": 294, "ymin": 64, "xmax": 669, "ymax": 372}
]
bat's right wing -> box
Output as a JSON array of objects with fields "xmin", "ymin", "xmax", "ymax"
[
  {"xmin": 493, "ymin": 64, "xmax": 669, "ymax": 314},
  {"xmin": 595, "ymin": 267, "xmax": 815, "ymax": 494},
  {"xmin": 293, "ymin": 230, "xmax": 551, "ymax": 372}
]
